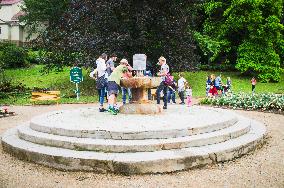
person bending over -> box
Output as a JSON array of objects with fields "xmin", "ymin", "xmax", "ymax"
[{"xmin": 107, "ymin": 59, "xmax": 133, "ymax": 115}]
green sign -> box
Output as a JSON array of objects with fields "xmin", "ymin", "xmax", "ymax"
[{"xmin": 70, "ymin": 67, "xmax": 83, "ymax": 84}]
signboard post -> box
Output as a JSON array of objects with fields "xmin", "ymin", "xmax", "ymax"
[{"xmin": 70, "ymin": 67, "xmax": 83, "ymax": 100}]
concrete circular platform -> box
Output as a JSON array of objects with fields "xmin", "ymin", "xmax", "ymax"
[
  {"xmin": 29, "ymin": 106, "xmax": 237, "ymax": 139},
  {"xmin": 1, "ymin": 105, "xmax": 267, "ymax": 175},
  {"xmin": 29, "ymin": 106, "xmax": 234, "ymax": 132}
]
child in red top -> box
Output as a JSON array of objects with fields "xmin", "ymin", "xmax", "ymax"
[{"xmin": 208, "ymin": 84, "xmax": 218, "ymax": 98}]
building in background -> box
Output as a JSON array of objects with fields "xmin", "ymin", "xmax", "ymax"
[{"xmin": 0, "ymin": 0, "xmax": 30, "ymax": 45}]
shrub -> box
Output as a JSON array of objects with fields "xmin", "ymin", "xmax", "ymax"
[
  {"xmin": 27, "ymin": 50, "xmax": 41, "ymax": 64},
  {"xmin": 200, "ymin": 93, "xmax": 284, "ymax": 112},
  {"xmin": 0, "ymin": 72, "xmax": 27, "ymax": 99},
  {"xmin": 0, "ymin": 42, "xmax": 29, "ymax": 68},
  {"xmin": 236, "ymin": 41, "xmax": 283, "ymax": 82}
]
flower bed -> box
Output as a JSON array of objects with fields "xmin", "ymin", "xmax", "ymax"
[{"xmin": 200, "ymin": 93, "xmax": 284, "ymax": 113}]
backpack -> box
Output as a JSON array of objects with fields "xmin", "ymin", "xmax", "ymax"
[
  {"xmin": 164, "ymin": 73, "xmax": 174, "ymax": 86},
  {"xmin": 96, "ymin": 74, "xmax": 107, "ymax": 89}
]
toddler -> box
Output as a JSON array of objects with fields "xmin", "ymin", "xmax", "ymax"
[{"xmin": 185, "ymin": 85, "xmax": 192, "ymax": 107}]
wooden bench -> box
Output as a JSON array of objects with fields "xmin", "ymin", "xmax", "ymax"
[{"xmin": 31, "ymin": 91, "xmax": 60, "ymax": 105}]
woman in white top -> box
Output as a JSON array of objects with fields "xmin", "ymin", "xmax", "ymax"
[{"xmin": 96, "ymin": 53, "xmax": 108, "ymax": 112}]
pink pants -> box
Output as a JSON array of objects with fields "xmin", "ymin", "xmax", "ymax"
[{"xmin": 186, "ymin": 96, "xmax": 192, "ymax": 106}]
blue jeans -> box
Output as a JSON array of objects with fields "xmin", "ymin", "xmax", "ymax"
[
  {"xmin": 122, "ymin": 87, "xmax": 132, "ymax": 104},
  {"xmin": 167, "ymin": 89, "xmax": 176, "ymax": 103},
  {"xmin": 156, "ymin": 82, "xmax": 168, "ymax": 107},
  {"xmin": 98, "ymin": 87, "xmax": 106, "ymax": 106},
  {"xmin": 178, "ymin": 91, "xmax": 185, "ymax": 103}
]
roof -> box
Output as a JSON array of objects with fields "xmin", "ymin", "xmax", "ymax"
[
  {"xmin": 11, "ymin": 11, "xmax": 25, "ymax": 20},
  {"xmin": 0, "ymin": 0, "xmax": 22, "ymax": 5}
]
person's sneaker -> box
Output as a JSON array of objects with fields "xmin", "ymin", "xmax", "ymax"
[
  {"xmin": 179, "ymin": 102, "xmax": 185, "ymax": 105},
  {"xmin": 163, "ymin": 106, "xmax": 167, "ymax": 109},
  {"xmin": 109, "ymin": 108, "xmax": 117, "ymax": 115},
  {"xmin": 99, "ymin": 108, "xmax": 106, "ymax": 112},
  {"xmin": 114, "ymin": 107, "xmax": 120, "ymax": 113}
]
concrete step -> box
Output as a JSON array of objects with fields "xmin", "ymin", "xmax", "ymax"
[
  {"xmin": 1, "ymin": 119, "xmax": 266, "ymax": 175},
  {"xmin": 17, "ymin": 117, "xmax": 251, "ymax": 152},
  {"xmin": 30, "ymin": 118, "xmax": 238, "ymax": 140},
  {"xmin": 29, "ymin": 107, "xmax": 239, "ymax": 140}
]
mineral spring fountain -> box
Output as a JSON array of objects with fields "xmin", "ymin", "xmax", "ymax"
[
  {"xmin": 1, "ymin": 54, "xmax": 267, "ymax": 175},
  {"xmin": 120, "ymin": 54, "xmax": 162, "ymax": 114}
]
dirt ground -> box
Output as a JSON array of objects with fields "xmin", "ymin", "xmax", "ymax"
[{"xmin": 0, "ymin": 103, "xmax": 283, "ymax": 188}]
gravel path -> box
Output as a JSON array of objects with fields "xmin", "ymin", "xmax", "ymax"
[{"xmin": 0, "ymin": 103, "xmax": 283, "ymax": 188}]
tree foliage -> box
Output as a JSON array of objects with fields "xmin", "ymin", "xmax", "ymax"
[
  {"xmin": 22, "ymin": 0, "xmax": 200, "ymax": 72},
  {"xmin": 195, "ymin": 0, "xmax": 284, "ymax": 82}
]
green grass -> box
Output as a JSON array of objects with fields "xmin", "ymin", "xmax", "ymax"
[
  {"xmin": 1, "ymin": 65, "xmax": 284, "ymax": 105},
  {"xmin": 1, "ymin": 65, "xmax": 100, "ymax": 105}
]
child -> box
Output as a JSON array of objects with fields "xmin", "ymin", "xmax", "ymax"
[
  {"xmin": 144, "ymin": 70, "xmax": 153, "ymax": 100},
  {"xmin": 167, "ymin": 79, "xmax": 177, "ymax": 104},
  {"xmin": 178, "ymin": 73, "xmax": 187, "ymax": 104},
  {"xmin": 185, "ymin": 85, "xmax": 192, "ymax": 107},
  {"xmin": 251, "ymin": 77, "xmax": 257, "ymax": 94},
  {"xmin": 214, "ymin": 74, "xmax": 222, "ymax": 91},
  {"xmin": 224, "ymin": 77, "xmax": 232, "ymax": 94},
  {"xmin": 208, "ymin": 83, "xmax": 218, "ymax": 98}
]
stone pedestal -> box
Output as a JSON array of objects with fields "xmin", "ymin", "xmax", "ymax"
[
  {"xmin": 120, "ymin": 77, "xmax": 162, "ymax": 114},
  {"xmin": 120, "ymin": 103, "xmax": 162, "ymax": 114}
]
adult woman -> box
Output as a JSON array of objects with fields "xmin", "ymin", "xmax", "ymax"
[
  {"xmin": 156, "ymin": 56, "xmax": 169, "ymax": 109},
  {"xmin": 96, "ymin": 53, "xmax": 108, "ymax": 112}
]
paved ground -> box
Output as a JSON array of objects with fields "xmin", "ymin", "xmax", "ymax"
[{"xmin": 0, "ymin": 102, "xmax": 283, "ymax": 188}]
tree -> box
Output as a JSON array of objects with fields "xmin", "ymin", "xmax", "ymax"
[
  {"xmin": 22, "ymin": 0, "xmax": 201, "ymax": 72},
  {"xmin": 194, "ymin": 0, "xmax": 284, "ymax": 82}
]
